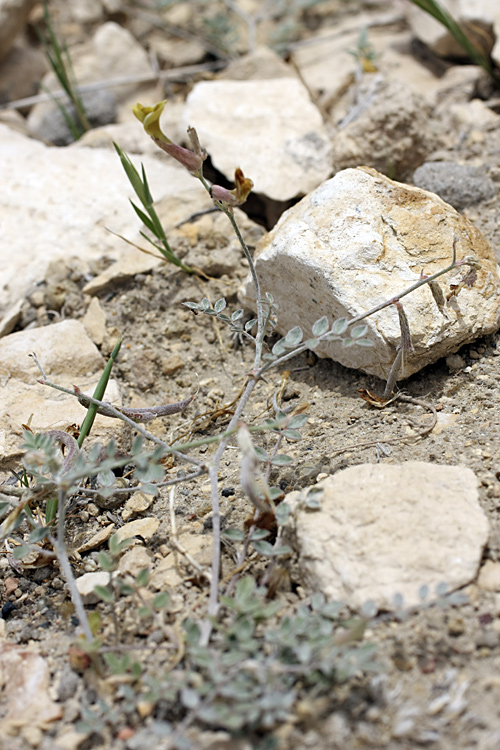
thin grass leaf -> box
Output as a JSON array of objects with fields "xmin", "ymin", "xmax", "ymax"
[
  {"xmin": 78, "ymin": 338, "xmax": 122, "ymax": 448},
  {"xmin": 408, "ymin": 0, "xmax": 496, "ymax": 79}
]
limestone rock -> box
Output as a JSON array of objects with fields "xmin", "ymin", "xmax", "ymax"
[
  {"xmin": 413, "ymin": 162, "xmax": 497, "ymax": 210},
  {"xmin": 240, "ymin": 167, "xmax": 500, "ymax": 381},
  {"xmin": 330, "ymin": 77, "xmax": 436, "ymax": 179},
  {"xmin": 0, "ymin": 0, "xmax": 36, "ymax": 64},
  {"xmin": 118, "ymin": 545, "xmax": 153, "ymax": 578},
  {"xmin": 116, "ymin": 517, "xmax": 160, "ymax": 543},
  {"xmin": 285, "ymin": 462, "xmax": 489, "ymax": 610},
  {"xmin": 0, "ymin": 320, "xmax": 121, "ymax": 466},
  {"xmin": 183, "ymin": 78, "xmax": 333, "ymax": 201},
  {"xmin": 82, "ymin": 297, "xmax": 107, "ymax": 347},
  {"xmin": 122, "ymin": 491, "xmax": 154, "ymax": 522},
  {"xmin": 477, "ymin": 560, "xmax": 500, "ymax": 591},
  {"xmin": 75, "ymin": 571, "xmax": 111, "ymax": 605},
  {"xmin": 0, "ymin": 123, "xmax": 208, "ymax": 315}
]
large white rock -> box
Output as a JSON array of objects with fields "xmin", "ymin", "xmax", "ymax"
[
  {"xmin": 240, "ymin": 167, "xmax": 500, "ymax": 381},
  {"xmin": 183, "ymin": 78, "xmax": 333, "ymax": 201},
  {"xmin": 285, "ymin": 462, "xmax": 489, "ymax": 610},
  {"xmin": 0, "ymin": 123, "xmax": 208, "ymax": 319},
  {"xmin": 0, "ymin": 320, "xmax": 121, "ymax": 467}
]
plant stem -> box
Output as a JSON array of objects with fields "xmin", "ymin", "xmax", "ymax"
[{"xmin": 51, "ymin": 489, "xmax": 93, "ymax": 642}]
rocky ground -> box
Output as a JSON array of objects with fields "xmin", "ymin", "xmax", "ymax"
[{"xmin": 2, "ymin": 1, "xmax": 500, "ymax": 749}]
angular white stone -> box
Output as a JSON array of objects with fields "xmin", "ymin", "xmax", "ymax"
[
  {"xmin": 0, "ymin": 124, "xmax": 208, "ymax": 316},
  {"xmin": 240, "ymin": 167, "xmax": 500, "ymax": 381},
  {"xmin": 183, "ymin": 78, "xmax": 333, "ymax": 201},
  {"xmin": 285, "ymin": 462, "xmax": 489, "ymax": 610}
]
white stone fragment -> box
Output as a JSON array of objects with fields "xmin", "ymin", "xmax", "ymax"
[
  {"xmin": 285, "ymin": 462, "xmax": 489, "ymax": 610},
  {"xmin": 0, "ymin": 124, "xmax": 208, "ymax": 315},
  {"xmin": 183, "ymin": 78, "xmax": 333, "ymax": 201},
  {"xmin": 75, "ymin": 571, "xmax": 111, "ymax": 605},
  {"xmin": 240, "ymin": 167, "xmax": 500, "ymax": 381}
]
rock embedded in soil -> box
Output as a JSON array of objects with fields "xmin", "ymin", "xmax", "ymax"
[
  {"xmin": 285, "ymin": 462, "xmax": 489, "ymax": 610},
  {"xmin": 240, "ymin": 166, "xmax": 500, "ymax": 381},
  {"xmin": 0, "ymin": 0, "xmax": 36, "ymax": 65},
  {"xmin": 413, "ymin": 162, "xmax": 497, "ymax": 211},
  {"xmin": 330, "ymin": 77, "xmax": 436, "ymax": 180},
  {"xmin": 183, "ymin": 78, "xmax": 333, "ymax": 201}
]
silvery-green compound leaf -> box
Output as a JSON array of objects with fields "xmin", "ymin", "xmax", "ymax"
[
  {"xmin": 351, "ymin": 324, "xmax": 368, "ymax": 339},
  {"xmin": 201, "ymin": 297, "xmax": 211, "ymax": 310},
  {"xmin": 265, "ymin": 292, "xmax": 274, "ymax": 304},
  {"xmin": 288, "ymin": 414, "xmax": 308, "ymax": 429},
  {"xmin": 245, "ymin": 318, "xmax": 257, "ymax": 331},
  {"xmin": 183, "ymin": 301, "xmax": 200, "ymax": 311},
  {"xmin": 331, "ymin": 317, "xmax": 348, "ymax": 334},
  {"xmin": 270, "ymin": 454, "xmax": 293, "ymax": 466},
  {"xmin": 231, "ymin": 309, "xmax": 244, "ymax": 322},
  {"xmin": 214, "ymin": 298, "xmax": 227, "ymax": 313},
  {"xmin": 217, "ymin": 314, "xmax": 230, "ymax": 322},
  {"xmin": 272, "ymin": 339, "xmax": 287, "ymax": 356},
  {"xmin": 312, "ymin": 316, "xmax": 329, "ymax": 336},
  {"xmin": 275, "ymin": 502, "xmax": 291, "ymax": 526},
  {"xmin": 223, "ymin": 527, "xmax": 246, "ymax": 541},
  {"xmin": 253, "ymin": 540, "xmax": 276, "ymax": 555},
  {"xmin": 342, "ymin": 338, "xmax": 355, "ymax": 347},
  {"xmin": 284, "ymin": 326, "xmax": 303, "ymax": 347},
  {"xmin": 282, "ymin": 429, "xmax": 302, "ymax": 441},
  {"xmin": 355, "ymin": 338, "xmax": 374, "ymax": 347},
  {"xmin": 305, "ymin": 337, "xmax": 320, "ymax": 349},
  {"xmin": 249, "ymin": 528, "xmax": 270, "ymax": 541},
  {"xmin": 254, "ymin": 446, "xmax": 269, "ymax": 461}
]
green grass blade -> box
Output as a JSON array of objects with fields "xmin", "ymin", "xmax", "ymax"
[
  {"xmin": 408, "ymin": 0, "xmax": 495, "ymax": 78},
  {"xmin": 113, "ymin": 143, "xmax": 148, "ymax": 205},
  {"xmin": 77, "ymin": 338, "xmax": 122, "ymax": 448},
  {"xmin": 130, "ymin": 201, "xmax": 159, "ymax": 236}
]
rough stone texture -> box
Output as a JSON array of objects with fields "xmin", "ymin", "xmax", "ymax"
[
  {"xmin": 0, "ymin": 123, "xmax": 209, "ymax": 317},
  {"xmin": 28, "ymin": 88, "xmax": 117, "ymax": 146},
  {"xmin": 183, "ymin": 78, "xmax": 333, "ymax": 201},
  {"xmin": 413, "ymin": 162, "xmax": 497, "ymax": 210},
  {"xmin": 285, "ymin": 462, "xmax": 489, "ymax": 610},
  {"xmin": 0, "ymin": 38, "xmax": 47, "ymax": 104},
  {"xmin": 0, "ymin": 320, "xmax": 121, "ymax": 466},
  {"xmin": 116, "ymin": 517, "xmax": 160, "ymax": 543},
  {"xmin": 406, "ymin": 0, "xmax": 500, "ymax": 63},
  {"xmin": 0, "ymin": 0, "xmax": 37, "ymax": 64},
  {"xmin": 240, "ymin": 167, "xmax": 500, "ymax": 381},
  {"xmin": 75, "ymin": 571, "xmax": 111, "ymax": 604},
  {"xmin": 330, "ymin": 77, "xmax": 436, "ymax": 180}
]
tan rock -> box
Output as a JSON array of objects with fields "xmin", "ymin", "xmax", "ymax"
[
  {"xmin": 286, "ymin": 462, "xmax": 489, "ymax": 610},
  {"xmin": 118, "ymin": 545, "xmax": 153, "ymax": 578},
  {"xmin": 77, "ymin": 524, "xmax": 115, "ymax": 554},
  {"xmin": 116, "ymin": 517, "xmax": 160, "ymax": 543},
  {"xmin": 82, "ymin": 297, "xmax": 107, "ymax": 346},
  {"xmin": 75, "ymin": 571, "xmax": 111, "ymax": 604},
  {"xmin": 122, "ymin": 491, "xmax": 154, "ymax": 522},
  {"xmin": 478, "ymin": 560, "xmax": 500, "ymax": 591},
  {"xmin": 240, "ymin": 167, "xmax": 500, "ymax": 382}
]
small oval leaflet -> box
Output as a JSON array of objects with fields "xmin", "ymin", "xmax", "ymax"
[
  {"xmin": 312, "ymin": 315, "xmax": 329, "ymax": 337},
  {"xmin": 284, "ymin": 326, "xmax": 303, "ymax": 348},
  {"xmin": 214, "ymin": 298, "xmax": 227, "ymax": 313},
  {"xmin": 331, "ymin": 317, "xmax": 348, "ymax": 335},
  {"xmin": 351, "ymin": 324, "xmax": 368, "ymax": 339}
]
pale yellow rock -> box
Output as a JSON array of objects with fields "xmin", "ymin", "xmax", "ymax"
[
  {"xmin": 77, "ymin": 524, "xmax": 115, "ymax": 554},
  {"xmin": 116, "ymin": 517, "xmax": 160, "ymax": 543},
  {"xmin": 82, "ymin": 297, "xmax": 107, "ymax": 346},
  {"xmin": 118, "ymin": 545, "xmax": 153, "ymax": 578},
  {"xmin": 478, "ymin": 560, "xmax": 500, "ymax": 592},
  {"xmin": 75, "ymin": 571, "xmax": 111, "ymax": 604},
  {"xmin": 150, "ymin": 534, "xmax": 212, "ymax": 589},
  {"xmin": 122, "ymin": 491, "xmax": 154, "ymax": 522}
]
